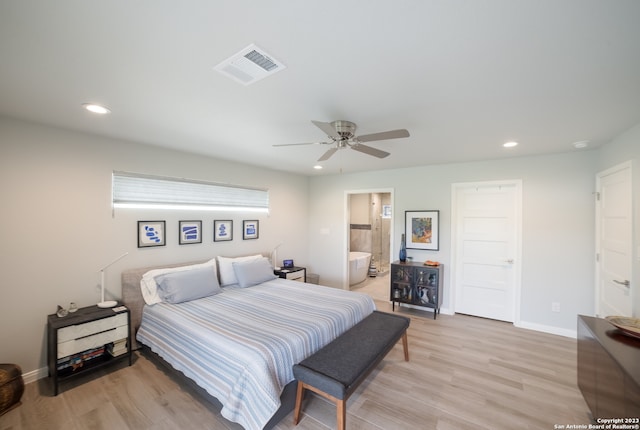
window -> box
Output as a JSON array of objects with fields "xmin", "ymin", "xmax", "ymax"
[{"xmin": 112, "ymin": 172, "xmax": 269, "ymax": 212}]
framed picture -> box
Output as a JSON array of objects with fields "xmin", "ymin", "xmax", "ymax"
[
  {"xmin": 179, "ymin": 220, "xmax": 202, "ymax": 245},
  {"xmin": 138, "ymin": 221, "xmax": 166, "ymax": 248},
  {"xmin": 405, "ymin": 210, "xmax": 439, "ymax": 250},
  {"xmin": 213, "ymin": 220, "xmax": 233, "ymax": 242},
  {"xmin": 242, "ymin": 220, "xmax": 259, "ymax": 240}
]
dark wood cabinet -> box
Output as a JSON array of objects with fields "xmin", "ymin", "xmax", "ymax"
[
  {"xmin": 577, "ymin": 315, "xmax": 640, "ymax": 419},
  {"xmin": 390, "ymin": 261, "xmax": 442, "ymax": 319},
  {"xmin": 47, "ymin": 305, "xmax": 132, "ymax": 395}
]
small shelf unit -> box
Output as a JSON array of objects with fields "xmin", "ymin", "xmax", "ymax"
[{"xmin": 390, "ymin": 261, "xmax": 443, "ymax": 319}]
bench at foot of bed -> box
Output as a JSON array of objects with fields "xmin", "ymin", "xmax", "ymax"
[{"xmin": 292, "ymin": 310, "xmax": 410, "ymax": 430}]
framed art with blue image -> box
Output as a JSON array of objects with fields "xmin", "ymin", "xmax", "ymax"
[
  {"xmin": 405, "ymin": 210, "xmax": 439, "ymax": 251},
  {"xmin": 243, "ymin": 220, "xmax": 259, "ymax": 240},
  {"xmin": 138, "ymin": 221, "xmax": 166, "ymax": 248},
  {"xmin": 179, "ymin": 220, "xmax": 202, "ymax": 245},
  {"xmin": 214, "ymin": 220, "xmax": 233, "ymax": 242}
]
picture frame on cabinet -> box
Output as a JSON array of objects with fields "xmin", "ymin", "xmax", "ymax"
[
  {"xmin": 178, "ymin": 220, "xmax": 202, "ymax": 245},
  {"xmin": 213, "ymin": 220, "xmax": 233, "ymax": 242},
  {"xmin": 138, "ymin": 221, "xmax": 166, "ymax": 248},
  {"xmin": 405, "ymin": 210, "xmax": 439, "ymax": 250},
  {"xmin": 242, "ymin": 220, "xmax": 259, "ymax": 240}
]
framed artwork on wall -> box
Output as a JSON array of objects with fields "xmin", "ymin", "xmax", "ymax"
[
  {"xmin": 179, "ymin": 220, "xmax": 202, "ymax": 245},
  {"xmin": 242, "ymin": 220, "xmax": 259, "ymax": 240},
  {"xmin": 405, "ymin": 210, "xmax": 439, "ymax": 251},
  {"xmin": 213, "ymin": 220, "xmax": 233, "ymax": 242},
  {"xmin": 138, "ymin": 221, "xmax": 166, "ymax": 248}
]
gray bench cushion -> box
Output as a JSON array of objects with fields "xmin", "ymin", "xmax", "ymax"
[{"xmin": 293, "ymin": 311, "xmax": 409, "ymax": 399}]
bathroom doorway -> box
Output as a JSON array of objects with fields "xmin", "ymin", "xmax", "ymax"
[{"xmin": 348, "ymin": 191, "xmax": 392, "ymax": 283}]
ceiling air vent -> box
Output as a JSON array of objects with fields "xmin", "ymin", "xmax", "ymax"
[{"xmin": 214, "ymin": 44, "xmax": 286, "ymax": 86}]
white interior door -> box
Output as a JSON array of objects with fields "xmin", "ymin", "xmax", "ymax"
[
  {"xmin": 453, "ymin": 181, "xmax": 521, "ymax": 322},
  {"xmin": 596, "ymin": 161, "xmax": 632, "ymax": 317}
]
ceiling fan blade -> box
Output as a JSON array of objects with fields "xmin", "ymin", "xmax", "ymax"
[
  {"xmin": 318, "ymin": 147, "xmax": 338, "ymax": 161},
  {"xmin": 357, "ymin": 129, "xmax": 410, "ymax": 142},
  {"xmin": 351, "ymin": 143, "xmax": 390, "ymax": 158},
  {"xmin": 311, "ymin": 120, "xmax": 341, "ymax": 140},
  {"xmin": 273, "ymin": 141, "xmax": 327, "ymax": 147}
]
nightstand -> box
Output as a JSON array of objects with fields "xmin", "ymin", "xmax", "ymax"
[
  {"xmin": 274, "ymin": 266, "xmax": 306, "ymax": 282},
  {"xmin": 47, "ymin": 304, "xmax": 132, "ymax": 395}
]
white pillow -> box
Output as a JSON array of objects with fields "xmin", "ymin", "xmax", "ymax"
[
  {"xmin": 140, "ymin": 258, "xmax": 216, "ymax": 305},
  {"xmin": 217, "ymin": 254, "xmax": 263, "ymax": 286},
  {"xmin": 232, "ymin": 257, "xmax": 277, "ymax": 288}
]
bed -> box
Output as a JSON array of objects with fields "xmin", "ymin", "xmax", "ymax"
[{"xmin": 121, "ymin": 255, "xmax": 375, "ymax": 430}]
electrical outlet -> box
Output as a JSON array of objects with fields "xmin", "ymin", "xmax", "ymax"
[{"xmin": 552, "ymin": 302, "xmax": 560, "ymax": 312}]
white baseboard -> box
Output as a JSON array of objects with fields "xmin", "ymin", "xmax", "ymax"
[
  {"xmin": 22, "ymin": 366, "xmax": 48, "ymax": 384},
  {"xmin": 398, "ymin": 303, "xmax": 576, "ymax": 338},
  {"xmin": 515, "ymin": 320, "xmax": 577, "ymax": 339},
  {"xmin": 440, "ymin": 306, "xmax": 454, "ymax": 315},
  {"xmin": 394, "ymin": 303, "xmax": 454, "ymax": 316}
]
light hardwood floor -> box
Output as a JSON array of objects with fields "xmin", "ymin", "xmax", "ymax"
[{"xmin": 1, "ymin": 276, "xmax": 591, "ymax": 430}]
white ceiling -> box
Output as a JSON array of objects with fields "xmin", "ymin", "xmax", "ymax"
[{"xmin": 2, "ymin": 1, "xmax": 640, "ymax": 176}]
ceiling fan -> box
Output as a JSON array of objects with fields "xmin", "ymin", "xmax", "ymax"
[{"xmin": 274, "ymin": 120, "xmax": 410, "ymax": 161}]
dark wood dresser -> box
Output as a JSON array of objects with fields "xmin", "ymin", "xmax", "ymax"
[{"xmin": 577, "ymin": 315, "xmax": 640, "ymax": 419}]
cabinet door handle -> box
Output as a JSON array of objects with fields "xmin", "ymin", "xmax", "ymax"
[
  {"xmin": 504, "ymin": 259, "xmax": 514, "ymax": 264},
  {"xmin": 613, "ymin": 279, "xmax": 630, "ymax": 287}
]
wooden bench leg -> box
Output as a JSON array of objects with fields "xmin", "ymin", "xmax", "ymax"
[
  {"xmin": 293, "ymin": 381, "xmax": 304, "ymax": 425},
  {"xmin": 295, "ymin": 381, "xmax": 347, "ymax": 429},
  {"xmin": 402, "ymin": 331, "xmax": 409, "ymax": 361},
  {"xmin": 337, "ymin": 399, "xmax": 346, "ymax": 430}
]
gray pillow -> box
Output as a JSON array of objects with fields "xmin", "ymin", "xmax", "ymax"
[
  {"xmin": 232, "ymin": 257, "xmax": 277, "ymax": 288},
  {"xmin": 155, "ymin": 266, "xmax": 221, "ymax": 303}
]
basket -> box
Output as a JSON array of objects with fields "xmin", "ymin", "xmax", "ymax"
[{"xmin": 0, "ymin": 364, "xmax": 24, "ymax": 416}]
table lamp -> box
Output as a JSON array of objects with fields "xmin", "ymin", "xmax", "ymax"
[
  {"xmin": 271, "ymin": 243, "xmax": 283, "ymax": 270},
  {"xmin": 98, "ymin": 252, "xmax": 129, "ymax": 308}
]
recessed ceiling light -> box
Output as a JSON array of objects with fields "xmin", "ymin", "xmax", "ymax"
[
  {"xmin": 82, "ymin": 103, "xmax": 111, "ymax": 114},
  {"xmin": 313, "ymin": 165, "xmax": 323, "ymax": 170},
  {"xmin": 573, "ymin": 140, "xmax": 589, "ymax": 149},
  {"xmin": 503, "ymin": 141, "xmax": 518, "ymax": 148}
]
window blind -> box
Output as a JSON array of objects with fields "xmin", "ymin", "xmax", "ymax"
[{"xmin": 112, "ymin": 172, "xmax": 269, "ymax": 212}]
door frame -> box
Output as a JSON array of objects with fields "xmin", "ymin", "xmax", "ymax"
[
  {"xmin": 344, "ymin": 188, "xmax": 394, "ymax": 290},
  {"xmin": 450, "ymin": 179, "xmax": 523, "ymax": 323}
]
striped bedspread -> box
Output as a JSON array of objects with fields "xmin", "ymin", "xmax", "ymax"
[{"xmin": 136, "ymin": 278, "xmax": 376, "ymax": 430}]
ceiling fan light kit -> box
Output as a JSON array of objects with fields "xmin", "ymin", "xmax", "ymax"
[{"xmin": 274, "ymin": 120, "xmax": 410, "ymax": 161}]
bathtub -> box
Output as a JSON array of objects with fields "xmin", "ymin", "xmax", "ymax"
[{"xmin": 349, "ymin": 251, "xmax": 372, "ymax": 286}]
